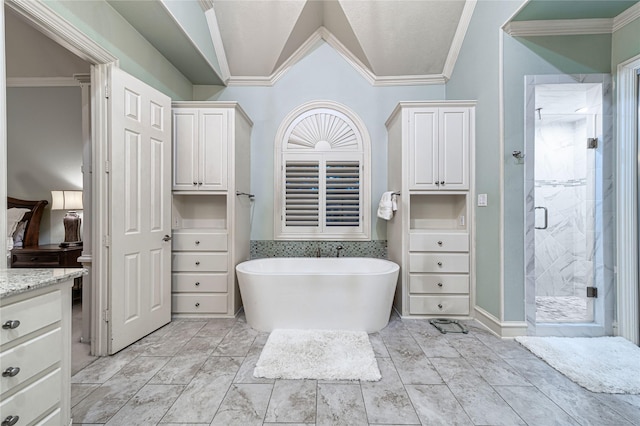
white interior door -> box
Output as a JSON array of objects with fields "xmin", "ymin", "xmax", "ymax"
[{"xmin": 108, "ymin": 67, "xmax": 172, "ymax": 354}]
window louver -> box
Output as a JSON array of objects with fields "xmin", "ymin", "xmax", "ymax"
[
  {"xmin": 326, "ymin": 161, "xmax": 360, "ymax": 227},
  {"xmin": 285, "ymin": 161, "xmax": 319, "ymax": 226}
]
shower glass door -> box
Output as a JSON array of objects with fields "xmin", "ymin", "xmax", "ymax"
[{"xmin": 533, "ymin": 83, "xmax": 599, "ymax": 323}]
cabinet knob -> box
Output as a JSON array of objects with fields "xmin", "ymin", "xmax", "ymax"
[
  {"xmin": 195, "ymin": 261, "xmax": 200, "ymax": 266},
  {"xmin": 195, "ymin": 240, "xmax": 200, "ymax": 245},
  {"xmin": 198, "ymin": 182, "xmax": 203, "ymax": 186},
  {"xmin": 438, "ymin": 303, "xmax": 443, "ymax": 309},
  {"xmin": 2, "ymin": 367, "xmax": 20, "ymax": 377},
  {"xmin": 195, "ymin": 282, "xmax": 200, "ymax": 287},
  {"xmin": 2, "ymin": 320, "xmax": 20, "ymax": 330},
  {"xmin": 437, "ymin": 241, "xmax": 443, "ymax": 246},
  {"xmin": 437, "ymin": 282, "xmax": 443, "ymax": 287},
  {"xmin": 2, "ymin": 416, "xmax": 19, "ymax": 426},
  {"xmin": 436, "ymin": 181, "xmax": 440, "ymax": 186},
  {"xmin": 195, "ymin": 302, "xmax": 200, "ymax": 308},
  {"xmin": 437, "ymin": 261, "xmax": 443, "ymax": 267},
  {"xmin": 193, "ymin": 182, "xmax": 198, "ymax": 186},
  {"xmin": 440, "ymin": 181, "xmax": 445, "ymax": 185}
]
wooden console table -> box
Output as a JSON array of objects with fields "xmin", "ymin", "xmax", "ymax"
[{"xmin": 10, "ymin": 244, "xmax": 83, "ymax": 268}]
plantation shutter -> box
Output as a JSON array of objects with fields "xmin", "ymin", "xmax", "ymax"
[
  {"xmin": 284, "ymin": 161, "xmax": 319, "ymax": 226},
  {"xmin": 326, "ymin": 161, "xmax": 360, "ymax": 227}
]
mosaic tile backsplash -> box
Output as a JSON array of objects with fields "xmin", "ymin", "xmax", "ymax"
[{"xmin": 250, "ymin": 240, "xmax": 388, "ymax": 259}]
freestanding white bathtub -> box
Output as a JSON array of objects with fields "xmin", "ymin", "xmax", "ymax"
[{"xmin": 236, "ymin": 257, "xmax": 399, "ymax": 332}]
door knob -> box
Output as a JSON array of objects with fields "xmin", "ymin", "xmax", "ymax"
[{"xmin": 162, "ymin": 235, "xmax": 172, "ymax": 242}]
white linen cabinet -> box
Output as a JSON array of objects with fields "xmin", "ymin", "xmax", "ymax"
[
  {"xmin": 171, "ymin": 102, "xmax": 252, "ymax": 317},
  {"xmin": 386, "ymin": 102, "xmax": 475, "ymax": 318}
]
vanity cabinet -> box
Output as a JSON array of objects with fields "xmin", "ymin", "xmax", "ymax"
[
  {"xmin": 408, "ymin": 107, "xmax": 470, "ymax": 191},
  {"xmin": 0, "ymin": 280, "xmax": 73, "ymax": 426},
  {"xmin": 387, "ymin": 102, "xmax": 475, "ymax": 318},
  {"xmin": 171, "ymin": 102, "xmax": 252, "ymax": 318}
]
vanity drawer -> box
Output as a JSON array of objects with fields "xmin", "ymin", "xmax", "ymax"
[
  {"xmin": 409, "ymin": 253, "xmax": 469, "ymax": 273},
  {"xmin": 172, "ymin": 273, "xmax": 228, "ymax": 293},
  {"xmin": 35, "ymin": 408, "xmax": 61, "ymax": 426},
  {"xmin": 409, "ymin": 233, "xmax": 469, "ymax": 252},
  {"xmin": 409, "ymin": 295, "xmax": 470, "ymax": 315},
  {"xmin": 0, "ymin": 328, "xmax": 61, "ymax": 393},
  {"xmin": 409, "ymin": 274, "xmax": 469, "ymax": 294},
  {"xmin": 0, "ymin": 290, "xmax": 61, "ymax": 346},
  {"xmin": 172, "ymin": 231, "xmax": 227, "ymax": 251},
  {"xmin": 172, "ymin": 294, "xmax": 228, "ymax": 314},
  {"xmin": 172, "ymin": 253, "xmax": 228, "ymax": 272},
  {"xmin": 0, "ymin": 368, "xmax": 61, "ymax": 426}
]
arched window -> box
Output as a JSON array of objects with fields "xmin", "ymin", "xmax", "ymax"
[{"xmin": 274, "ymin": 101, "xmax": 371, "ymax": 240}]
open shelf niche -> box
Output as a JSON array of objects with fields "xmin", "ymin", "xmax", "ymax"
[
  {"xmin": 409, "ymin": 193, "xmax": 468, "ymax": 231},
  {"xmin": 172, "ymin": 194, "xmax": 227, "ymax": 230}
]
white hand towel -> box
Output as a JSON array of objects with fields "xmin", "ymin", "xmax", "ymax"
[{"xmin": 377, "ymin": 191, "xmax": 395, "ymax": 220}]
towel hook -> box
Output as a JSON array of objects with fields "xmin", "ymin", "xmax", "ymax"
[{"xmin": 236, "ymin": 191, "xmax": 255, "ymax": 199}]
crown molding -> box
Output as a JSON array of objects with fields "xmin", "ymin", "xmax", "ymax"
[
  {"xmin": 6, "ymin": 77, "xmax": 81, "ymax": 87},
  {"xmin": 443, "ymin": 0, "xmax": 477, "ymax": 79},
  {"xmin": 613, "ymin": 1, "xmax": 640, "ymax": 32},
  {"xmin": 226, "ymin": 27, "xmax": 447, "ymax": 87},
  {"xmin": 503, "ymin": 18, "xmax": 613, "ymax": 36}
]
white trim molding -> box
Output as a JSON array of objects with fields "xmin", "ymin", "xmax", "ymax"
[
  {"xmin": 443, "ymin": 0, "xmax": 476, "ymax": 79},
  {"xmin": 616, "ymin": 54, "xmax": 640, "ymax": 345},
  {"xmin": 504, "ymin": 2, "xmax": 640, "ymax": 37},
  {"xmin": 474, "ymin": 306, "xmax": 528, "ymax": 338},
  {"xmin": 6, "ymin": 77, "xmax": 80, "ymax": 87}
]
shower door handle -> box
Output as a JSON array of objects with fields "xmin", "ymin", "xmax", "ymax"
[{"xmin": 534, "ymin": 206, "xmax": 548, "ymax": 230}]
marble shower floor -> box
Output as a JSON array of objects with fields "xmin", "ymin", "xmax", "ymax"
[
  {"xmin": 536, "ymin": 296, "xmax": 591, "ymax": 323},
  {"xmin": 70, "ymin": 313, "xmax": 640, "ymax": 425}
]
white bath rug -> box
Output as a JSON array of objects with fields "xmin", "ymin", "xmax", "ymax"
[
  {"xmin": 254, "ymin": 329, "xmax": 381, "ymax": 381},
  {"xmin": 515, "ymin": 336, "xmax": 640, "ymax": 394}
]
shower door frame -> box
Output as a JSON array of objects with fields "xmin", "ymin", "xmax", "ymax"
[{"xmin": 524, "ymin": 74, "xmax": 614, "ymax": 337}]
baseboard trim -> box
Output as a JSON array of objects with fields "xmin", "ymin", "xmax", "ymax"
[{"xmin": 474, "ymin": 306, "xmax": 528, "ymax": 338}]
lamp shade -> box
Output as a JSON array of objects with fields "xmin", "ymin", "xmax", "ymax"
[{"xmin": 51, "ymin": 190, "xmax": 83, "ymax": 211}]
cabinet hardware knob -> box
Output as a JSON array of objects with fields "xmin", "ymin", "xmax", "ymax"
[
  {"xmin": 193, "ymin": 182, "xmax": 198, "ymax": 186},
  {"xmin": 195, "ymin": 282, "xmax": 200, "ymax": 286},
  {"xmin": 437, "ymin": 241, "xmax": 443, "ymax": 246},
  {"xmin": 2, "ymin": 367, "xmax": 20, "ymax": 377},
  {"xmin": 195, "ymin": 302, "xmax": 200, "ymax": 307},
  {"xmin": 440, "ymin": 181, "xmax": 445, "ymax": 185},
  {"xmin": 435, "ymin": 181, "xmax": 440, "ymax": 186},
  {"xmin": 437, "ymin": 261, "xmax": 443, "ymax": 266},
  {"xmin": 437, "ymin": 282, "xmax": 443, "ymax": 287},
  {"xmin": 195, "ymin": 261, "xmax": 200, "ymax": 266},
  {"xmin": 2, "ymin": 320, "xmax": 20, "ymax": 330},
  {"xmin": 438, "ymin": 303, "xmax": 443, "ymax": 309},
  {"xmin": 198, "ymin": 182, "xmax": 203, "ymax": 186},
  {"xmin": 2, "ymin": 415, "xmax": 19, "ymax": 426},
  {"xmin": 195, "ymin": 240, "xmax": 200, "ymax": 245}
]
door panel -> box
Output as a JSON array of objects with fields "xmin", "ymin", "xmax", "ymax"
[
  {"xmin": 409, "ymin": 109, "xmax": 438, "ymax": 189},
  {"xmin": 109, "ymin": 67, "xmax": 171, "ymax": 354},
  {"xmin": 439, "ymin": 108, "xmax": 468, "ymax": 189}
]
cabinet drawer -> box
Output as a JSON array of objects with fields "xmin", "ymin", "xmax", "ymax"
[
  {"xmin": 35, "ymin": 408, "xmax": 61, "ymax": 426},
  {"xmin": 172, "ymin": 253, "xmax": 228, "ymax": 272},
  {"xmin": 1, "ymin": 291, "xmax": 61, "ymax": 346},
  {"xmin": 409, "ymin": 253, "xmax": 469, "ymax": 273},
  {"xmin": 172, "ymin": 294, "xmax": 228, "ymax": 314},
  {"xmin": 409, "ymin": 295, "xmax": 470, "ymax": 315},
  {"xmin": 11, "ymin": 253, "xmax": 60, "ymax": 267},
  {"xmin": 0, "ymin": 328, "xmax": 61, "ymax": 393},
  {"xmin": 409, "ymin": 233, "xmax": 468, "ymax": 252},
  {"xmin": 172, "ymin": 273, "xmax": 228, "ymax": 293},
  {"xmin": 172, "ymin": 231, "xmax": 227, "ymax": 251},
  {"xmin": 409, "ymin": 274, "xmax": 469, "ymax": 294},
  {"xmin": 0, "ymin": 368, "xmax": 61, "ymax": 426}
]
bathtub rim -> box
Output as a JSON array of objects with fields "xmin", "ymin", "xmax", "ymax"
[{"xmin": 236, "ymin": 257, "xmax": 399, "ymax": 276}]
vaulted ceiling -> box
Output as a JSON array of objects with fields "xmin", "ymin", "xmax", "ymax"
[{"xmin": 108, "ymin": 0, "xmax": 476, "ymax": 86}]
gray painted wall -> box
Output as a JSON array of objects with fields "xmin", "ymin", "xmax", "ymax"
[{"xmin": 7, "ymin": 86, "xmax": 83, "ymax": 245}]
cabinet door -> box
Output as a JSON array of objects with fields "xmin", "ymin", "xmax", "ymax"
[
  {"xmin": 438, "ymin": 108, "xmax": 469, "ymax": 190},
  {"xmin": 199, "ymin": 110, "xmax": 228, "ymax": 190},
  {"xmin": 173, "ymin": 110, "xmax": 199, "ymax": 191},
  {"xmin": 409, "ymin": 108, "xmax": 439, "ymax": 190}
]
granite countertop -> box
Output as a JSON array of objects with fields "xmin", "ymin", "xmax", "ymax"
[{"xmin": 0, "ymin": 268, "xmax": 86, "ymax": 299}]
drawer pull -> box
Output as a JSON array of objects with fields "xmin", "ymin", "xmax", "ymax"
[
  {"xmin": 437, "ymin": 282, "xmax": 443, "ymax": 287},
  {"xmin": 437, "ymin": 261, "xmax": 443, "ymax": 267},
  {"xmin": 437, "ymin": 241, "xmax": 443, "ymax": 246},
  {"xmin": 438, "ymin": 303, "xmax": 443, "ymax": 309},
  {"xmin": 2, "ymin": 320, "xmax": 20, "ymax": 330},
  {"xmin": 195, "ymin": 240, "xmax": 200, "ymax": 245},
  {"xmin": 2, "ymin": 367, "xmax": 20, "ymax": 377},
  {"xmin": 195, "ymin": 302, "xmax": 200, "ymax": 307},
  {"xmin": 195, "ymin": 261, "xmax": 200, "ymax": 266},
  {"xmin": 2, "ymin": 416, "xmax": 19, "ymax": 426},
  {"xmin": 195, "ymin": 282, "xmax": 200, "ymax": 287}
]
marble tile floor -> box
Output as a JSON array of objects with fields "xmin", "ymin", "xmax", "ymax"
[{"xmin": 70, "ymin": 313, "xmax": 640, "ymax": 425}]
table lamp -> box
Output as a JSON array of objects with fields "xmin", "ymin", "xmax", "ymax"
[{"xmin": 51, "ymin": 190, "xmax": 83, "ymax": 247}]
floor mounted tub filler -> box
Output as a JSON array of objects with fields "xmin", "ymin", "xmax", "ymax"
[{"xmin": 236, "ymin": 257, "xmax": 400, "ymax": 332}]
